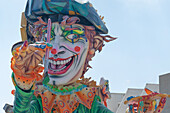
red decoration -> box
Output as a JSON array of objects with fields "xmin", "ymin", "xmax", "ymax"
[
  {"xmin": 74, "ymin": 46, "xmax": 80, "ymax": 52},
  {"xmin": 11, "ymin": 90, "xmax": 15, "ymax": 95},
  {"xmin": 51, "ymin": 48, "xmax": 57, "ymax": 54}
]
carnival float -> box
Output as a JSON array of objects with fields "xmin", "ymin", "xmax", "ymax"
[{"xmin": 3, "ymin": 0, "xmax": 170, "ymax": 113}]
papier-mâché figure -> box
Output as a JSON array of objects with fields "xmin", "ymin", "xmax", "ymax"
[
  {"xmin": 4, "ymin": 0, "xmax": 170, "ymax": 113},
  {"xmin": 5, "ymin": 0, "xmax": 115, "ymax": 113}
]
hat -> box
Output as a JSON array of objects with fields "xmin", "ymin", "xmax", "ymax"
[{"xmin": 25, "ymin": 0, "xmax": 108, "ymax": 34}]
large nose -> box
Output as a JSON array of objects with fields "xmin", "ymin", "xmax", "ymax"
[
  {"xmin": 51, "ymin": 37, "xmax": 66, "ymax": 57},
  {"xmin": 50, "ymin": 23, "xmax": 66, "ymax": 56}
]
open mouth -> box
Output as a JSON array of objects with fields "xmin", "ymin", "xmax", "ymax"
[{"xmin": 48, "ymin": 56, "xmax": 74, "ymax": 75}]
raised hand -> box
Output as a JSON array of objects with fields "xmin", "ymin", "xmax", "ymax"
[
  {"xmin": 124, "ymin": 88, "xmax": 170, "ymax": 113},
  {"xmin": 11, "ymin": 40, "xmax": 52, "ymax": 90}
]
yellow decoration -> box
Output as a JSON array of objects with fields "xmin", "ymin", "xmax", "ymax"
[
  {"xmin": 69, "ymin": 11, "xmax": 76, "ymax": 15},
  {"xmin": 73, "ymin": 30, "xmax": 84, "ymax": 34}
]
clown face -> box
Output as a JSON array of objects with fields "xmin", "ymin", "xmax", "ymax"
[{"xmin": 45, "ymin": 22, "xmax": 89, "ymax": 85}]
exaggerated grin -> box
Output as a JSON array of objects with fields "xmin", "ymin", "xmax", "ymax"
[{"xmin": 48, "ymin": 55, "xmax": 75, "ymax": 75}]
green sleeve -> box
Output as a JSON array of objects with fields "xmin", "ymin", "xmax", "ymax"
[
  {"xmin": 12, "ymin": 74, "xmax": 43, "ymax": 113},
  {"xmin": 13, "ymin": 86, "xmax": 43, "ymax": 113},
  {"xmin": 90, "ymin": 96, "xmax": 113, "ymax": 113},
  {"xmin": 74, "ymin": 96, "xmax": 113, "ymax": 113}
]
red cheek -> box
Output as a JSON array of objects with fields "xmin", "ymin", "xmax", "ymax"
[
  {"xmin": 51, "ymin": 48, "xmax": 57, "ymax": 54},
  {"xmin": 74, "ymin": 46, "xmax": 81, "ymax": 52}
]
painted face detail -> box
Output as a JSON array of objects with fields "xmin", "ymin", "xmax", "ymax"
[
  {"xmin": 45, "ymin": 22, "xmax": 89, "ymax": 85},
  {"xmin": 51, "ymin": 48, "xmax": 57, "ymax": 54},
  {"xmin": 74, "ymin": 46, "xmax": 81, "ymax": 52}
]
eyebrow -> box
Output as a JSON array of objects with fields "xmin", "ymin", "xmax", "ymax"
[
  {"xmin": 61, "ymin": 25, "xmax": 85, "ymax": 36},
  {"xmin": 64, "ymin": 27, "xmax": 79, "ymax": 31},
  {"xmin": 62, "ymin": 24, "xmax": 84, "ymax": 31}
]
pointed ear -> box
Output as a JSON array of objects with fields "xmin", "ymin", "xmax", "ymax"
[{"xmin": 93, "ymin": 36, "xmax": 104, "ymax": 52}]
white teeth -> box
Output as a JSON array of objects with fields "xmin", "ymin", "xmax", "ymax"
[
  {"xmin": 49, "ymin": 57, "xmax": 72, "ymax": 65},
  {"xmin": 49, "ymin": 60, "xmax": 52, "ymax": 63},
  {"xmin": 60, "ymin": 61, "xmax": 62, "ymax": 65},
  {"xmin": 54, "ymin": 61, "xmax": 57, "ymax": 65},
  {"xmin": 57, "ymin": 61, "xmax": 60, "ymax": 65},
  {"xmin": 53, "ymin": 61, "xmax": 56, "ymax": 65}
]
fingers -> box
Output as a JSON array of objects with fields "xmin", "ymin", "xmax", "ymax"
[
  {"xmin": 34, "ymin": 64, "xmax": 44, "ymax": 73},
  {"xmin": 11, "ymin": 41, "xmax": 52, "ymax": 79},
  {"xmin": 36, "ymin": 41, "xmax": 53, "ymax": 49},
  {"xmin": 28, "ymin": 42, "xmax": 52, "ymax": 52},
  {"xmin": 23, "ymin": 42, "xmax": 52, "ymax": 61},
  {"xmin": 12, "ymin": 41, "xmax": 28, "ymax": 62},
  {"xmin": 26, "ymin": 42, "xmax": 52, "ymax": 71},
  {"xmin": 19, "ymin": 41, "xmax": 52, "ymax": 65},
  {"xmin": 29, "ymin": 42, "xmax": 53, "ymax": 61},
  {"xmin": 12, "ymin": 50, "xmax": 19, "ymax": 59},
  {"xmin": 33, "ymin": 65, "xmax": 44, "ymax": 81},
  {"xmin": 19, "ymin": 40, "xmax": 28, "ymax": 57}
]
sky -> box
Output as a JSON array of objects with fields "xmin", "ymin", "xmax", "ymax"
[{"xmin": 0, "ymin": 0, "xmax": 170, "ymax": 112}]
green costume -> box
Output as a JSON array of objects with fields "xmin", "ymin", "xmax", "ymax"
[{"xmin": 12, "ymin": 73, "xmax": 113, "ymax": 113}]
